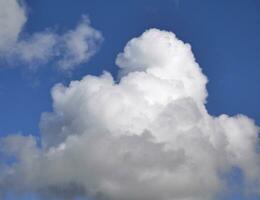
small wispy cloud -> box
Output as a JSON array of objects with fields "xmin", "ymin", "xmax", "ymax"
[{"xmin": 0, "ymin": 0, "xmax": 103, "ymax": 72}]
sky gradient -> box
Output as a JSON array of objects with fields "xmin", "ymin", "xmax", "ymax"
[{"xmin": 0, "ymin": 1, "xmax": 260, "ymax": 200}]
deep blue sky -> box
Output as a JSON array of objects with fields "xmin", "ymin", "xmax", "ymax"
[
  {"xmin": 1, "ymin": 0, "xmax": 260, "ymax": 136},
  {"xmin": 0, "ymin": 1, "xmax": 260, "ymax": 199}
]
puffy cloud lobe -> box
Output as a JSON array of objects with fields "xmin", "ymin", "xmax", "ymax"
[
  {"xmin": 0, "ymin": 0, "xmax": 26, "ymax": 51},
  {"xmin": 1, "ymin": 29, "xmax": 260, "ymax": 200},
  {"xmin": 116, "ymin": 29, "xmax": 208, "ymax": 104},
  {"xmin": 0, "ymin": 0, "xmax": 102, "ymax": 71}
]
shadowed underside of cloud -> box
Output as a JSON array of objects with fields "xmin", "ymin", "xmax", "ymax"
[
  {"xmin": 0, "ymin": 0, "xmax": 102, "ymax": 71},
  {"xmin": 0, "ymin": 28, "xmax": 260, "ymax": 200}
]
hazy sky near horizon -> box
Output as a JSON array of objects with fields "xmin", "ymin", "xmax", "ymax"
[{"xmin": 0, "ymin": 1, "xmax": 260, "ymax": 200}]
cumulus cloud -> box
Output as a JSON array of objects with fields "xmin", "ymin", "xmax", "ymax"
[
  {"xmin": 0, "ymin": 0, "xmax": 102, "ymax": 71},
  {"xmin": 0, "ymin": 0, "xmax": 26, "ymax": 51},
  {"xmin": 0, "ymin": 29, "xmax": 260, "ymax": 200}
]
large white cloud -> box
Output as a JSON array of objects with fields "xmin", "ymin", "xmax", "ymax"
[
  {"xmin": 0, "ymin": 0, "xmax": 102, "ymax": 71},
  {"xmin": 0, "ymin": 29, "xmax": 259, "ymax": 200}
]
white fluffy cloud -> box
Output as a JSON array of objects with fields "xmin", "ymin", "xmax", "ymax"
[
  {"xmin": 0, "ymin": 0, "xmax": 102, "ymax": 71},
  {"xmin": 0, "ymin": 29, "xmax": 260, "ymax": 200}
]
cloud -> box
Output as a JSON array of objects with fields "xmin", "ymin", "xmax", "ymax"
[
  {"xmin": 57, "ymin": 16, "xmax": 103, "ymax": 71},
  {"xmin": 0, "ymin": 29, "xmax": 260, "ymax": 200},
  {"xmin": 0, "ymin": 0, "xmax": 103, "ymax": 71},
  {"xmin": 0, "ymin": 0, "xmax": 26, "ymax": 51}
]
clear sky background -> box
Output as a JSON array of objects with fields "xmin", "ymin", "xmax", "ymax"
[{"xmin": 0, "ymin": 0, "xmax": 260, "ymax": 200}]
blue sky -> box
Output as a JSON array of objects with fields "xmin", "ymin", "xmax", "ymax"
[
  {"xmin": 0, "ymin": 0, "xmax": 260, "ymax": 200},
  {"xmin": 1, "ymin": 0, "xmax": 260, "ymax": 136}
]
